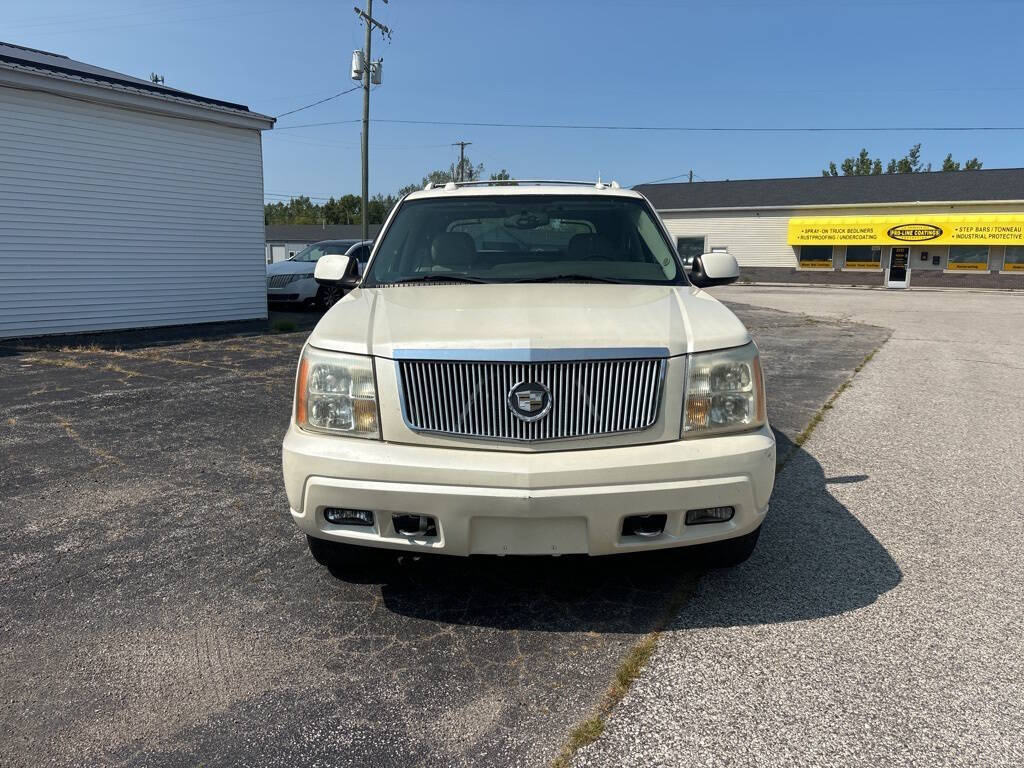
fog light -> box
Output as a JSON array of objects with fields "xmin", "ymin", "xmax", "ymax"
[
  {"xmin": 685, "ymin": 506, "xmax": 735, "ymax": 525},
  {"xmin": 323, "ymin": 507, "xmax": 374, "ymax": 526}
]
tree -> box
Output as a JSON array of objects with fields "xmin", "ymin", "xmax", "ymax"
[
  {"xmin": 489, "ymin": 168, "xmax": 516, "ymax": 185},
  {"xmin": 266, "ymin": 157, "xmax": 515, "ymax": 225},
  {"xmin": 824, "ymin": 144, "xmax": 981, "ymax": 176},
  {"xmin": 823, "ymin": 149, "xmax": 882, "ymax": 176},
  {"xmin": 399, "ymin": 155, "xmax": 507, "ymax": 194}
]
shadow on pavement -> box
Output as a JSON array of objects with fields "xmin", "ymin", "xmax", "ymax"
[
  {"xmin": 672, "ymin": 430, "xmax": 903, "ymax": 629},
  {"xmin": 323, "ymin": 430, "xmax": 902, "ymax": 632}
]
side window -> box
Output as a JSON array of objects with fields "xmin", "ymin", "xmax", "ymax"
[
  {"xmin": 356, "ymin": 246, "xmax": 370, "ymax": 274},
  {"xmin": 676, "ymin": 237, "xmax": 705, "ymax": 268}
]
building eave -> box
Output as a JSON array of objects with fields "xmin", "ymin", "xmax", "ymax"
[{"xmin": 0, "ymin": 61, "xmax": 274, "ymax": 131}]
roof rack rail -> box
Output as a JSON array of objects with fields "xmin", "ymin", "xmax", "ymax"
[{"xmin": 423, "ymin": 179, "xmax": 621, "ymax": 191}]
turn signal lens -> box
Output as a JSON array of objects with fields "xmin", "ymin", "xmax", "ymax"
[
  {"xmin": 294, "ymin": 346, "xmax": 380, "ymax": 439},
  {"xmin": 682, "ymin": 342, "xmax": 766, "ymax": 438}
]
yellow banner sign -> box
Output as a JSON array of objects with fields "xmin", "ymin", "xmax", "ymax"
[
  {"xmin": 799, "ymin": 260, "xmax": 833, "ymax": 269},
  {"xmin": 845, "ymin": 261, "xmax": 881, "ymax": 269},
  {"xmin": 788, "ymin": 213, "xmax": 1024, "ymax": 245},
  {"xmin": 946, "ymin": 262, "xmax": 989, "ymax": 271},
  {"xmin": 1005, "ymin": 262, "xmax": 1024, "ymax": 271}
]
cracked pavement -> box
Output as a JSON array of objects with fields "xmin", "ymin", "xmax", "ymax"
[{"xmin": 0, "ymin": 302, "xmax": 887, "ymax": 767}]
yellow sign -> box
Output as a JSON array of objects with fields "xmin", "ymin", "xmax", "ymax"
[
  {"xmin": 846, "ymin": 261, "xmax": 881, "ymax": 269},
  {"xmin": 1005, "ymin": 262, "xmax": 1024, "ymax": 271},
  {"xmin": 799, "ymin": 260, "xmax": 833, "ymax": 269},
  {"xmin": 788, "ymin": 213, "xmax": 1024, "ymax": 245},
  {"xmin": 947, "ymin": 262, "xmax": 989, "ymax": 271}
]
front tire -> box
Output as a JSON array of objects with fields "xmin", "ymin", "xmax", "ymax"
[
  {"xmin": 704, "ymin": 525, "xmax": 761, "ymax": 568},
  {"xmin": 316, "ymin": 284, "xmax": 343, "ymax": 311}
]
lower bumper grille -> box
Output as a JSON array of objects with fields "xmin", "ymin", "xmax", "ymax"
[{"xmin": 398, "ymin": 356, "xmax": 665, "ymax": 441}]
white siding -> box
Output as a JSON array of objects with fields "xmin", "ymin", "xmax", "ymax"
[
  {"xmin": 0, "ymin": 86, "xmax": 267, "ymax": 339},
  {"xmin": 661, "ymin": 212, "xmax": 794, "ymax": 267}
]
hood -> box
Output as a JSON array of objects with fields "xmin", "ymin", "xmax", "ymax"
[
  {"xmin": 306, "ymin": 284, "xmax": 750, "ymax": 358},
  {"xmin": 266, "ymin": 260, "xmax": 316, "ymax": 277}
]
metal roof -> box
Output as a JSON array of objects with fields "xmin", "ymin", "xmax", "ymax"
[
  {"xmin": 0, "ymin": 40, "xmax": 252, "ymax": 113},
  {"xmin": 265, "ymin": 224, "xmax": 382, "ymax": 242},
  {"xmin": 634, "ymin": 168, "xmax": 1024, "ymax": 210}
]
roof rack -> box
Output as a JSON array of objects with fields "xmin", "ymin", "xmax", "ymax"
[{"xmin": 422, "ymin": 179, "xmax": 621, "ymax": 191}]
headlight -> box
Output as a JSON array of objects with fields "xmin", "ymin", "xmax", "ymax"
[
  {"xmin": 682, "ymin": 342, "xmax": 766, "ymax": 438},
  {"xmin": 290, "ymin": 272, "xmax": 313, "ymax": 284},
  {"xmin": 295, "ymin": 346, "xmax": 379, "ymax": 438}
]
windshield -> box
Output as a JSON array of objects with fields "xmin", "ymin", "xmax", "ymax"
[
  {"xmin": 364, "ymin": 195, "xmax": 684, "ymax": 285},
  {"xmin": 291, "ymin": 241, "xmax": 357, "ymax": 263}
]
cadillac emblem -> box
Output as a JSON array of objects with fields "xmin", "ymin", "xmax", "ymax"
[{"xmin": 507, "ymin": 381, "xmax": 552, "ymax": 422}]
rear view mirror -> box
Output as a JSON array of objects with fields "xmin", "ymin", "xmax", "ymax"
[
  {"xmin": 314, "ymin": 254, "xmax": 359, "ymax": 288},
  {"xmin": 689, "ymin": 252, "xmax": 739, "ymax": 288}
]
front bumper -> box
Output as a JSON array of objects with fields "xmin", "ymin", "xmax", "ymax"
[
  {"xmin": 267, "ymin": 278, "xmax": 317, "ymax": 302},
  {"xmin": 282, "ymin": 425, "xmax": 776, "ymax": 556}
]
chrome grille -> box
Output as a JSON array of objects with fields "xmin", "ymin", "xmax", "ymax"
[
  {"xmin": 267, "ymin": 274, "xmax": 292, "ymax": 288},
  {"xmin": 398, "ymin": 357, "xmax": 664, "ymax": 441}
]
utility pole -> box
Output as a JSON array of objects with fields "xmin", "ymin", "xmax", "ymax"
[
  {"xmin": 353, "ymin": 0, "xmax": 391, "ymax": 241},
  {"xmin": 452, "ymin": 140, "xmax": 472, "ymax": 181},
  {"xmin": 688, "ymin": 170, "xmax": 693, "ymax": 183}
]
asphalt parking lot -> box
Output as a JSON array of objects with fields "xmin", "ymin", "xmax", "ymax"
[
  {"xmin": 0, "ymin": 301, "xmax": 888, "ymax": 767},
  {"xmin": 576, "ymin": 287, "xmax": 1024, "ymax": 768}
]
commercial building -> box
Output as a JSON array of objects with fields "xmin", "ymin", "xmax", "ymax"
[
  {"xmin": 0, "ymin": 41, "xmax": 274, "ymax": 339},
  {"xmin": 265, "ymin": 224, "xmax": 380, "ymax": 263},
  {"xmin": 637, "ymin": 169, "xmax": 1024, "ymax": 289}
]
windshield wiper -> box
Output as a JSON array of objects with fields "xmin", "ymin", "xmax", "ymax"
[
  {"xmin": 384, "ymin": 274, "xmax": 489, "ymax": 285},
  {"xmin": 512, "ymin": 273, "xmax": 625, "ymax": 284}
]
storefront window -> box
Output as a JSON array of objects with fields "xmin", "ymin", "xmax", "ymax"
[
  {"xmin": 845, "ymin": 245, "xmax": 881, "ymax": 269},
  {"xmin": 947, "ymin": 245, "xmax": 989, "ymax": 271},
  {"xmin": 1003, "ymin": 246, "xmax": 1024, "ymax": 272},
  {"xmin": 676, "ymin": 237, "xmax": 705, "ymax": 268},
  {"xmin": 798, "ymin": 245, "xmax": 833, "ymax": 269}
]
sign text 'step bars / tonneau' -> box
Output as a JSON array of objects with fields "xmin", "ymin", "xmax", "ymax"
[{"xmin": 787, "ymin": 213, "xmax": 1024, "ymax": 245}]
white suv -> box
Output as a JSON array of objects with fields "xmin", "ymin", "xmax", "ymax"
[{"xmin": 282, "ymin": 181, "xmax": 774, "ymax": 565}]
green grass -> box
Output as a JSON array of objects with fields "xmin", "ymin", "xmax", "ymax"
[
  {"xmin": 271, "ymin": 320, "xmax": 298, "ymax": 333},
  {"xmin": 551, "ymin": 580, "xmax": 697, "ymax": 767}
]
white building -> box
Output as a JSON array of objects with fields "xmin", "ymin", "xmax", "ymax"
[
  {"xmin": 637, "ymin": 169, "xmax": 1024, "ymax": 289},
  {"xmin": 0, "ymin": 41, "xmax": 274, "ymax": 339},
  {"xmin": 265, "ymin": 224, "xmax": 380, "ymax": 264}
]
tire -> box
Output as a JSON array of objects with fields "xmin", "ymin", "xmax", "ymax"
[
  {"xmin": 316, "ymin": 285, "xmax": 343, "ymax": 312},
  {"xmin": 705, "ymin": 525, "xmax": 761, "ymax": 568}
]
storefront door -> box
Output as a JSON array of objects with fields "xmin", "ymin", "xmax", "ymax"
[{"xmin": 887, "ymin": 247, "xmax": 910, "ymax": 288}]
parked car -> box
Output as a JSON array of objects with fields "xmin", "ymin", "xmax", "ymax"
[
  {"xmin": 266, "ymin": 239, "xmax": 360, "ymax": 310},
  {"xmin": 283, "ymin": 181, "xmax": 774, "ymax": 567},
  {"xmin": 312, "ymin": 240, "xmax": 373, "ymax": 310}
]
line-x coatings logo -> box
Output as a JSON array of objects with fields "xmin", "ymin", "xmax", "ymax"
[{"xmin": 887, "ymin": 223, "xmax": 943, "ymax": 242}]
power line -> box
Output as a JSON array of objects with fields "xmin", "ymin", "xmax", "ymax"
[
  {"xmin": 275, "ymin": 86, "xmax": 361, "ymax": 119},
  {"xmin": 272, "ymin": 118, "xmax": 1024, "ymax": 133},
  {"xmin": 637, "ymin": 170, "xmax": 705, "ymax": 185}
]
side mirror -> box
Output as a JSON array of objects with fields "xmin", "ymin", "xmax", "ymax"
[
  {"xmin": 689, "ymin": 252, "xmax": 739, "ymax": 288},
  {"xmin": 314, "ymin": 254, "xmax": 359, "ymax": 289}
]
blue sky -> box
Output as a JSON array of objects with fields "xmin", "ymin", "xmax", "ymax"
[{"xmin": 7, "ymin": 0, "xmax": 1024, "ymax": 202}]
